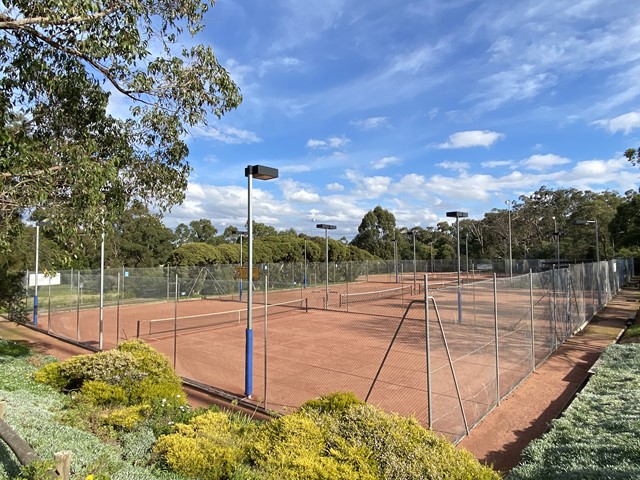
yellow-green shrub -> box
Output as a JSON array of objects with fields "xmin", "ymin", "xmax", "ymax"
[
  {"xmin": 33, "ymin": 339, "xmax": 183, "ymax": 408},
  {"xmin": 103, "ymin": 404, "xmax": 148, "ymax": 431},
  {"xmin": 154, "ymin": 411, "xmax": 249, "ymax": 480},
  {"xmin": 330, "ymin": 403, "xmax": 500, "ymax": 480},
  {"xmin": 247, "ymin": 413, "xmax": 378, "ymax": 480},
  {"xmin": 80, "ymin": 380, "xmax": 127, "ymax": 406},
  {"xmin": 301, "ymin": 391, "xmax": 364, "ymax": 414}
]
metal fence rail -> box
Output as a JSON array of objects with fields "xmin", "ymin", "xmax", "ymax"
[{"xmin": 23, "ymin": 258, "xmax": 635, "ymax": 443}]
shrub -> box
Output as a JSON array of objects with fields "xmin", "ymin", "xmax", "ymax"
[
  {"xmin": 154, "ymin": 410, "xmax": 250, "ymax": 480},
  {"xmin": 103, "ymin": 405, "xmax": 149, "ymax": 431},
  {"xmin": 81, "ymin": 381, "xmax": 128, "ymax": 406},
  {"xmin": 301, "ymin": 391, "xmax": 364, "ymax": 414},
  {"xmin": 34, "ymin": 340, "xmax": 184, "ymax": 407},
  {"xmin": 247, "ymin": 413, "xmax": 378, "ymax": 480}
]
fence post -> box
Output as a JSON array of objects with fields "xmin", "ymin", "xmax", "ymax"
[
  {"xmin": 116, "ymin": 273, "xmax": 121, "ymax": 347},
  {"xmin": 493, "ymin": 273, "xmax": 500, "ymax": 405},
  {"xmin": 424, "ymin": 274, "xmax": 432, "ymax": 429},
  {"xmin": 54, "ymin": 451, "xmax": 71, "ymax": 480},
  {"xmin": 530, "ymin": 269, "xmax": 535, "ymax": 372},
  {"xmin": 173, "ymin": 274, "xmax": 178, "ymax": 370},
  {"xmin": 264, "ymin": 269, "xmax": 268, "ymax": 410}
]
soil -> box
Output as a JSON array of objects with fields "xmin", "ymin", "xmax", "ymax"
[{"xmin": 1, "ymin": 280, "xmax": 638, "ymax": 477}]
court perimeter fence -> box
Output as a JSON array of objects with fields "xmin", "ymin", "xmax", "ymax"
[{"xmin": 22, "ymin": 258, "xmax": 634, "ymax": 442}]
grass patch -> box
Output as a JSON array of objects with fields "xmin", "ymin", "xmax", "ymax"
[{"xmin": 0, "ymin": 339, "xmax": 30, "ymax": 357}]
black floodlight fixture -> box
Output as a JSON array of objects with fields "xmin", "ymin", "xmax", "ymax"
[
  {"xmin": 316, "ymin": 223, "xmax": 337, "ymax": 230},
  {"xmin": 446, "ymin": 211, "xmax": 469, "ymax": 218},
  {"xmin": 245, "ymin": 165, "xmax": 279, "ymax": 180}
]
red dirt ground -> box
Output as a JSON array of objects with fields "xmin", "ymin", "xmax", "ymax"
[{"xmin": 2, "ymin": 279, "xmax": 638, "ymax": 475}]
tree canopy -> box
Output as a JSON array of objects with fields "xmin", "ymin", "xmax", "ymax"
[{"xmin": 0, "ymin": 0, "xmax": 240, "ymax": 251}]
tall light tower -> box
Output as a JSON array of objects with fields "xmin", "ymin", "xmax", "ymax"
[
  {"xmin": 412, "ymin": 229, "xmax": 417, "ymax": 289},
  {"xmin": 576, "ymin": 219, "xmax": 601, "ymax": 308},
  {"xmin": 316, "ymin": 223, "xmax": 336, "ymax": 309},
  {"xmin": 33, "ymin": 224, "xmax": 40, "ymax": 326},
  {"xmin": 237, "ymin": 230, "xmax": 247, "ymax": 301},
  {"xmin": 244, "ymin": 164, "xmax": 278, "ymax": 398},
  {"xmin": 446, "ymin": 211, "xmax": 468, "ymax": 323},
  {"xmin": 505, "ymin": 200, "xmax": 514, "ymax": 278}
]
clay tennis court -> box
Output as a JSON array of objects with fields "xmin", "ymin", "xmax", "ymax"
[{"xmin": 33, "ymin": 263, "xmax": 621, "ymax": 442}]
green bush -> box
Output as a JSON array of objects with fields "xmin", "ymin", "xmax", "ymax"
[
  {"xmin": 156, "ymin": 391, "xmax": 498, "ymax": 480},
  {"xmin": 81, "ymin": 381, "xmax": 128, "ymax": 406},
  {"xmin": 247, "ymin": 413, "xmax": 379, "ymax": 480},
  {"xmin": 301, "ymin": 391, "xmax": 364, "ymax": 414},
  {"xmin": 103, "ymin": 405, "xmax": 149, "ymax": 431},
  {"xmin": 154, "ymin": 410, "xmax": 251, "ymax": 480},
  {"xmin": 34, "ymin": 339, "xmax": 184, "ymax": 408}
]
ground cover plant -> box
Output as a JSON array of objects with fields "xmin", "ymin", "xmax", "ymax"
[
  {"xmin": 0, "ymin": 338, "xmax": 500, "ymax": 479},
  {"xmin": 509, "ymin": 343, "xmax": 640, "ymax": 479},
  {"xmin": 0, "ymin": 338, "xmax": 188, "ymax": 479}
]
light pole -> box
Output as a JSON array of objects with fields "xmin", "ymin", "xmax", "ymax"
[
  {"xmin": 430, "ymin": 239, "xmax": 434, "ymax": 272},
  {"xmin": 303, "ymin": 238, "xmax": 307, "ymax": 288},
  {"xmin": 316, "ymin": 223, "xmax": 336, "ymax": 309},
  {"xmin": 505, "ymin": 200, "xmax": 514, "ymax": 278},
  {"xmin": 237, "ymin": 230, "xmax": 247, "ymax": 301},
  {"xmin": 576, "ymin": 219, "xmax": 601, "ymax": 307},
  {"xmin": 244, "ymin": 165, "xmax": 278, "ymax": 398},
  {"xmin": 99, "ymin": 227, "xmax": 105, "ymax": 350},
  {"xmin": 33, "ymin": 224, "xmax": 40, "ymax": 326},
  {"xmin": 412, "ymin": 230, "xmax": 417, "ymax": 289},
  {"xmin": 552, "ymin": 216, "xmax": 560, "ymax": 266},
  {"xmin": 446, "ymin": 211, "xmax": 468, "ymax": 323},
  {"xmin": 393, "ymin": 235, "xmax": 398, "ymax": 283},
  {"xmin": 465, "ymin": 235, "xmax": 469, "ymax": 274}
]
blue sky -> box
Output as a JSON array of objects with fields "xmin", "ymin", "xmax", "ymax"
[{"xmin": 140, "ymin": 0, "xmax": 640, "ymax": 238}]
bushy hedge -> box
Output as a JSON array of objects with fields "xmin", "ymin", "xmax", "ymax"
[
  {"xmin": 509, "ymin": 344, "xmax": 640, "ymax": 479},
  {"xmin": 34, "ymin": 339, "xmax": 189, "ymax": 434},
  {"xmin": 155, "ymin": 392, "xmax": 500, "ymax": 480}
]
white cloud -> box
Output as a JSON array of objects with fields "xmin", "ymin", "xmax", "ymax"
[
  {"xmin": 437, "ymin": 130, "xmax": 505, "ymax": 149},
  {"xmin": 259, "ymin": 56, "xmax": 304, "ymax": 77},
  {"xmin": 371, "ymin": 156, "xmax": 402, "ymax": 170},
  {"xmin": 523, "ymin": 154, "xmax": 571, "ymax": 171},
  {"xmin": 593, "ymin": 111, "xmax": 640, "ymax": 134},
  {"xmin": 192, "ymin": 125, "xmax": 262, "ymax": 144},
  {"xmin": 326, "ymin": 182, "xmax": 344, "ymax": 191},
  {"xmin": 482, "ymin": 160, "xmax": 515, "ymax": 168},
  {"xmin": 350, "ymin": 116, "xmax": 389, "ymax": 130},
  {"xmin": 306, "ymin": 135, "xmax": 350, "ymax": 149},
  {"xmin": 437, "ymin": 161, "xmax": 469, "ymax": 171},
  {"xmin": 280, "ymin": 179, "xmax": 321, "ymax": 203}
]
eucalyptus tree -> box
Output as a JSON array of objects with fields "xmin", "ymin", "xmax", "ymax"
[{"xmin": 0, "ymin": 1, "xmax": 241, "ymax": 252}]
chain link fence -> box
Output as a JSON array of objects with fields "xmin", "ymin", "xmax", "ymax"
[{"xmin": 22, "ymin": 258, "xmax": 634, "ymax": 442}]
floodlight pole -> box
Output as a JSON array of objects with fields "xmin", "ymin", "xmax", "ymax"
[
  {"xmin": 245, "ymin": 165, "xmax": 278, "ymax": 398},
  {"xmin": 576, "ymin": 219, "xmax": 601, "ymax": 308},
  {"xmin": 505, "ymin": 200, "xmax": 513, "ymax": 278},
  {"xmin": 316, "ymin": 223, "xmax": 336, "ymax": 309},
  {"xmin": 99, "ymin": 227, "xmax": 105, "ymax": 350},
  {"xmin": 412, "ymin": 230, "xmax": 417, "ymax": 289},
  {"xmin": 304, "ymin": 239, "xmax": 307, "ymax": 288},
  {"xmin": 33, "ymin": 225, "xmax": 40, "ymax": 326},
  {"xmin": 237, "ymin": 231, "xmax": 247, "ymax": 301},
  {"xmin": 393, "ymin": 235, "xmax": 398, "ymax": 283},
  {"xmin": 447, "ymin": 211, "xmax": 468, "ymax": 324}
]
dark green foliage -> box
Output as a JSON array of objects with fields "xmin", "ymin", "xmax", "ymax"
[
  {"xmin": 166, "ymin": 242, "xmax": 222, "ymax": 266},
  {"xmin": 0, "ymin": 339, "xmax": 30, "ymax": 358}
]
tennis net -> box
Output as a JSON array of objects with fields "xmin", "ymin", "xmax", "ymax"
[
  {"xmin": 339, "ymin": 285, "xmax": 414, "ymax": 307},
  {"xmin": 137, "ymin": 298, "xmax": 308, "ymax": 337}
]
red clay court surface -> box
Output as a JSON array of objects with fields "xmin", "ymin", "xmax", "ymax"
[
  {"xmin": 34, "ymin": 273, "xmax": 604, "ymax": 442},
  {"xmin": 7, "ymin": 277, "xmax": 637, "ymax": 473}
]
